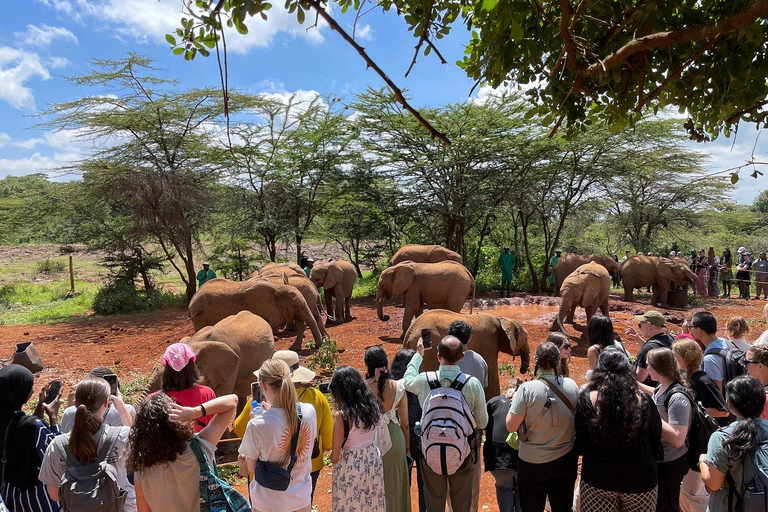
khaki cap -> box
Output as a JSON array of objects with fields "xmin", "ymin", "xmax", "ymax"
[{"xmin": 634, "ymin": 311, "xmax": 666, "ymax": 327}]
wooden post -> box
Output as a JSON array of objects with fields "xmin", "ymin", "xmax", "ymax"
[{"xmin": 69, "ymin": 256, "xmax": 75, "ymax": 294}]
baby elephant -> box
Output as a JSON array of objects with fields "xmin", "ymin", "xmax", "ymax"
[{"xmin": 550, "ymin": 261, "xmax": 610, "ymax": 334}]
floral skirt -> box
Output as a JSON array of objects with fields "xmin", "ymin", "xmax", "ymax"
[{"xmin": 332, "ymin": 443, "xmax": 387, "ymax": 512}]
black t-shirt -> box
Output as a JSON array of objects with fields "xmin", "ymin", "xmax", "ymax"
[
  {"xmin": 575, "ymin": 391, "xmax": 662, "ymax": 494},
  {"xmin": 738, "ymin": 260, "xmax": 753, "ymax": 280},
  {"xmin": 690, "ymin": 370, "xmax": 732, "ymax": 427},
  {"xmin": 483, "ymin": 395, "xmax": 518, "ymax": 471},
  {"xmin": 635, "ymin": 333, "xmax": 675, "ymax": 386}
]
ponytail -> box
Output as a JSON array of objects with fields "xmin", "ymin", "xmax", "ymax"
[
  {"xmin": 258, "ymin": 359, "xmax": 299, "ymax": 436},
  {"xmin": 70, "ymin": 377, "xmax": 110, "ymax": 463}
]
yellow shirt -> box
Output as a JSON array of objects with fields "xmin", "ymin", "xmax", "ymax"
[{"xmin": 234, "ymin": 386, "xmax": 333, "ymax": 473}]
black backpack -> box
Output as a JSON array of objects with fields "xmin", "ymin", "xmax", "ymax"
[
  {"xmin": 717, "ymin": 340, "xmax": 748, "ymax": 387},
  {"xmin": 664, "ymin": 384, "xmax": 719, "ymax": 472}
]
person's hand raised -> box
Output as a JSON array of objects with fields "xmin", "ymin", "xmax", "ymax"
[{"xmin": 168, "ymin": 402, "xmax": 199, "ymax": 423}]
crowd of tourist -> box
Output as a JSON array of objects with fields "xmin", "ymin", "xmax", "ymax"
[{"xmin": 4, "ymin": 309, "xmax": 768, "ymax": 512}]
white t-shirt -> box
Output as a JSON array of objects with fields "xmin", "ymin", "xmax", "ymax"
[
  {"xmin": 756, "ymin": 330, "xmax": 768, "ymax": 346},
  {"xmin": 239, "ymin": 403, "xmax": 317, "ymax": 512},
  {"xmin": 730, "ymin": 338, "xmax": 751, "ymax": 352},
  {"xmin": 39, "ymin": 425, "xmax": 135, "ymax": 512},
  {"xmin": 60, "ymin": 404, "xmax": 136, "ymax": 433}
]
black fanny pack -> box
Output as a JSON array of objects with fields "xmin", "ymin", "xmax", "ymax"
[{"xmin": 254, "ymin": 405, "xmax": 303, "ymax": 491}]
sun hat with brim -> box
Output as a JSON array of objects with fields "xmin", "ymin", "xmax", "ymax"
[
  {"xmin": 634, "ymin": 311, "xmax": 666, "ymax": 327},
  {"xmin": 254, "ymin": 350, "xmax": 316, "ymax": 383},
  {"xmin": 162, "ymin": 343, "xmax": 196, "ymax": 372}
]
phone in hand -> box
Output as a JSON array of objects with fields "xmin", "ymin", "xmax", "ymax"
[
  {"xmin": 45, "ymin": 380, "xmax": 63, "ymax": 404},
  {"xmin": 103, "ymin": 374, "xmax": 119, "ymax": 396},
  {"xmin": 421, "ymin": 328, "xmax": 432, "ymax": 349},
  {"xmin": 251, "ymin": 381, "xmax": 263, "ymax": 403},
  {"xmin": 318, "ymin": 381, "xmax": 330, "ymax": 394}
]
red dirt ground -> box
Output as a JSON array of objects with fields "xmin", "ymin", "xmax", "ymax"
[{"xmin": 1, "ymin": 291, "xmax": 765, "ymax": 511}]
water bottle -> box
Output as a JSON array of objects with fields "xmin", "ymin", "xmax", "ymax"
[
  {"xmin": 250, "ymin": 400, "xmax": 263, "ymax": 419},
  {"xmin": 414, "ymin": 421, "xmax": 422, "ymax": 436}
]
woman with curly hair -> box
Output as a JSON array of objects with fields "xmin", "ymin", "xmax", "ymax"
[
  {"xmin": 239, "ymin": 359, "xmax": 317, "ymax": 512},
  {"xmin": 700, "ymin": 376, "xmax": 768, "ymax": 512},
  {"xmin": 575, "ymin": 348, "xmax": 662, "ymax": 512},
  {"xmin": 330, "ymin": 365, "xmax": 385, "ymax": 512},
  {"xmin": 646, "ymin": 347, "xmax": 692, "ymax": 512},
  {"xmin": 545, "ymin": 332, "xmax": 571, "ymax": 378},
  {"xmin": 364, "ymin": 346, "xmax": 410, "ymax": 512},
  {"xmin": 506, "ymin": 342, "xmax": 579, "ymax": 512},
  {"xmin": 129, "ymin": 392, "xmax": 238, "ymax": 512}
]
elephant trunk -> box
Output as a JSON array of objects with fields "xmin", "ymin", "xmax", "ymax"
[
  {"xmin": 132, "ymin": 361, "xmax": 164, "ymax": 409},
  {"xmin": 517, "ymin": 333, "xmax": 531, "ymax": 375},
  {"xmin": 376, "ymin": 289, "xmax": 390, "ymax": 321},
  {"xmin": 300, "ymin": 300, "xmax": 324, "ymax": 348}
]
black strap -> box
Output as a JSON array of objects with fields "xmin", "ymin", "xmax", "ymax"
[
  {"xmin": 540, "ymin": 378, "xmax": 575, "ymax": 415},
  {"xmin": 0, "ymin": 421, "xmax": 11, "ymax": 483},
  {"xmin": 341, "ymin": 411, "xmax": 351, "ymax": 449},
  {"xmin": 286, "ymin": 405, "xmax": 303, "ymax": 473},
  {"xmin": 426, "ymin": 372, "xmax": 441, "ymax": 390},
  {"xmin": 451, "ymin": 374, "xmax": 470, "ymax": 392},
  {"xmin": 440, "ymin": 444, "xmax": 448, "ymax": 475}
]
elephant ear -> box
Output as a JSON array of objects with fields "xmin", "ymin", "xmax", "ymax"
[
  {"xmin": 656, "ymin": 259, "xmax": 678, "ymax": 282},
  {"xmin": 391, "ymin": 264, "xmax": 415, "ymax": 298},
  {"xmin": 192, "ymin": 341, "xmax": 239, "ymax": 396},
  {"xmin": 500, "ymin": 317, "xmax": 530, "ymax": 374},
  {"xmin": 325, "ymin": 264, "xmax": 343, "ymax": 291}
]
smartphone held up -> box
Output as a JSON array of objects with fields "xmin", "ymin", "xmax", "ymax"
[{"xmin": 421, "ymin": 328, "xmax": 432, "ymax": 349}]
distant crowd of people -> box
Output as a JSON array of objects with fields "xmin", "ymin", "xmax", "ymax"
[{"xmin": 5, "ymin": 307, "xmax": 768, "ymax": 512}]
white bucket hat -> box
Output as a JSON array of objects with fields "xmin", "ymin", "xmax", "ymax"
[{"xmin": 254, "ymin": 350, "xmax": 316, "ymax": 384}]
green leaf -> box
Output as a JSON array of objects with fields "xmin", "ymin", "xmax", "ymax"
[
  {"xmin": 297, "ymin": 7, "xmax": 305, "ymax": 24},
  {"xmin": 480, "ymin": 0, "xmax": 498, "ymax": 11},
  {"xmin": 166, "ymin": 34, "xmax": 177, "ymax": 45},
  {"xmin": 731, "ymin": 173, "xmax": 740, "ymax": 184},
  {"xmin": 510, "ymin": 19, "xmax": 523, "ymax": 41},
  {"xmin": 173, "ymin": 47, "xmax": 185, "ymax": 55}
]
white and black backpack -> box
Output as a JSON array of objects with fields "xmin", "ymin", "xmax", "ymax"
[{"xmin": 420, "ymin": 372, "xmax": 477, "ymax": 476}]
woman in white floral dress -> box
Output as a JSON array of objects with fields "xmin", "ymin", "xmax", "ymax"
[{"xmin": 330, "ymin": 366, "xmax": 386, "ymax": 512}]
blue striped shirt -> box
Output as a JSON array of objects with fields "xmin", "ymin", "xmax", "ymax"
[{"xmin": 0, "ymin": 417, "xmax": 60, "ymax": 512}]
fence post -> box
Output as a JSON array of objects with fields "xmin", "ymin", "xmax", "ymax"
[{"xmin": 68, "ymin": 256, "xmax": 75, "ymax": 294}]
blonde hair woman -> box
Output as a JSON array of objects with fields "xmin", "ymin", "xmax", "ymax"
[
  {"xmin": 239, "ymin": 359, "xmax": 317, "ymax": 512},
  {"xmin": 744, "ymin": 344, "xmax": 768, "ymax": 419}
]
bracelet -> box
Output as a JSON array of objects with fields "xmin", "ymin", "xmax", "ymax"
[{"xmin": 199, "ymin": 404, "xmax": 207, "ymax": 418}]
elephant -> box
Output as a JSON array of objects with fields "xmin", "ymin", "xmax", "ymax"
[
  {"xmin": 376, "ymin": 260, "xmax": 475, "ymax": 338},
  {"xmin": 188, "ymin": 277, "xmax": 324, "ymax": 350},
  {"xmin": 553, "ymin": 253, "xmax": 620, "ymax": 294},
  {"xmin": 139, "ymin": 311, "xmax": 275, "ymax": 409},
  {"xmin": 256, "ymin": 273, "xmax": 328, "ymax": 337},
  {"xmin": 403, "ymin": 309, "xmax": 529, "ymax": 400},
  {"xmin": 620, "ymin": 255, "xmax": 697, "ymax": 306},
  {"xmin": 257, "ymin": 262, "xmax": 306, "ymax": 278},
  {"xmin": 550, "ymin": 262, "xmax": 611, "ymax": 334},
  {"xmin": 390, "ymin": 244, "xmax": 463, "ymax": 266},
  {"xmin": 309, "ymin": 258, "xmax": 357, "ymax": 323}
]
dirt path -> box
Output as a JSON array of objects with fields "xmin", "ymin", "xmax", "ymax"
[{"xmin": 1, "ymin": 291, "xmax": 765, "ymax": 511}]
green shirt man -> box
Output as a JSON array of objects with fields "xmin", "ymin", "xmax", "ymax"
[
  {"xmin": 549, "ymin": 250, "xmax": 562, "ymax": 286},
  {"xmin": 498, "ymin": 247, "xmax": 516, "ymax": 297},
  {"xmin": 196, "ymin": 262, "xmax": 216, "ymax": 288}
]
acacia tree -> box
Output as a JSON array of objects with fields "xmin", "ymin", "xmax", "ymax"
[
  {"xmin": 39, "ymin": 55, "xmax": 232, "ymax": 301},
  {"xmin": 353, "ymin": 88, "xmax": 535, "ymax": 263}
]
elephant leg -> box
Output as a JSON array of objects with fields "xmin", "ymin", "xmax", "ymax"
[
  {"xmin": 599, "ymin": 300, "xmax": 609, "ymax": 317},
  {"xmin": 324, "ymin": 290, "xmax": 333, "ymax": 320},
  {"xmin": 657, "ymin": 281, "xmax": 670, "ymax": 307},
  {"xmin": 334, "ymin": 284, "xmax": 344, "ymax": 322},
  {"xmin": 585, "ymin": 305, "xmax": 597, "ymax": 325},
  {"xmin": 624, "ymin": 284, "xmax": 634, "ymax": 302},
  {"xmin": 401, "ymin": 292, "xmax": 421, "ymax": 338},
  {"xmin": 344, "ymin": 294, "xmax": 352, "ymax": 322},
  {"xmin": 290, "ymin": 318, "xmax": 307, "ymax": 350},
  {"xmin": 566, "ymin": 304, "xmax": 577, "ymax": 324}
]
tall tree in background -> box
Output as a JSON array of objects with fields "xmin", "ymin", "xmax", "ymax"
[{"xmin": 39, "ymin": 55, "xmax": 231, "ymax": 301}]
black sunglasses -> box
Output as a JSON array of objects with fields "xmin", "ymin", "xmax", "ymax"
[
  {"xmin": 562, "ymin": 344, "xmax": 572, "ymax": 350},
  {"xmin": 745, "ymin": 360, "xmax": 761, "ymax": 366}
]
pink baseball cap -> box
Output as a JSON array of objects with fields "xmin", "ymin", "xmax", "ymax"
[{"xmin": 162, "ymin": 343, "xmax": 196, "ymax": 372}]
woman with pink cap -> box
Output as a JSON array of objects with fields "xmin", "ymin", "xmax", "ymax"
[{"xmin": 152, "ymin": 343, "xmax": 217, "ymax": 432}]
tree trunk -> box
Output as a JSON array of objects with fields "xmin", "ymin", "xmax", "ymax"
[
  {"xmin": 520, "ymin": 215, "xmax": 540, "ymax": 292},
  {"xmin": 295, "ymin": 233, "xmax": 303, "ymax": 266}
]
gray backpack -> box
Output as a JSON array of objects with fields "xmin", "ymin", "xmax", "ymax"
[{"xmin": 54, "ymin": 428, "xmax": 127, "ymax": 512}]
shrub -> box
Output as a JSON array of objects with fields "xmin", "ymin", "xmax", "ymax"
[
  {"xmin": 92, "ymin": 282, "xmax": 184, "ymax": 315},
  {"xmin": 0, "ymin": 284, "xmax": 14, "ymax": 310},
  {"xmin": 36, "ymin": 258, "xmax": 66, "ymax": 275}
]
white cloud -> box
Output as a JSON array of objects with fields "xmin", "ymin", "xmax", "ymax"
[
  {"xmin": 38, "ymin": 0, "xmax": 327, "ymax": 52},
  {"xmin": 15, "ymin": 24, "xmax": 78, "ymax": 48},
  {"xmin": 11, "ymin": 138, "xmax": 46, "ymax": 150},
  {"xmin": 0, "ymin": 47, "xmax": 50, "ymax": 110},
  {"xmin": 355, "ymin": 24, "xmax": 373, "ymax": 42},
  {"xmin": 0, "ymin": 132, "xmax": 11, "ymax": 147},
  {"xmin": 48, "ymin": 56, "xmax": 71, "ymax": 69},
  {"xmin": 0, "ymin": 151, "xmax": 81, "ymax": 178}
]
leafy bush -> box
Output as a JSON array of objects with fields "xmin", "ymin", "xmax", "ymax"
[
  {"xmin": 92, "ymin": 282, "xmax": 185, "ymax": 315},
  {"xmin": 307, "ymin": 336, "xmax": 340, "ymax": 373},
  {"xmin": 36, "ymin": 258, "xmax": 66, "ymax": 275},
  {"xmin": 0, "ymin": 284, "xmax": 14, "ymax": 310}
]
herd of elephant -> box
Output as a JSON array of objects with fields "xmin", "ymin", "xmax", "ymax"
[{"xmin": 139, "ymin": 246, "xmax": 696, "ymax": 410}]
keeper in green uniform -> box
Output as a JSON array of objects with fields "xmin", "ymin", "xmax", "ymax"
[
  {"xmin": 196, "ymin": 262, "xmax": 217, "ymax": 289},
  {"xmin": 497, "ymin": 247, "xmax": 516, "ymax": 297},
  {"xmin": 549, "ymin": 249, "xmax": 562, "ymax": 295}
]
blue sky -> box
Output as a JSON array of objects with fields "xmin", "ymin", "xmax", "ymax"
[{"xmin": 1, "ymin": 0, "xmax": 766, "ymax": 203}]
